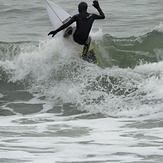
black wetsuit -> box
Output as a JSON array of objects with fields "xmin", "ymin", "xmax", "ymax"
[
  {"xmin": 72, "ymin": 13, "xmax": 100, "ymax": 45},
  {"xmin": 56, "ymin": 12, "xmax": 104, "ymax": 45}
]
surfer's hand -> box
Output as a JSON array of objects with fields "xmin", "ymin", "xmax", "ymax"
[
  {"xmin": 92, "ymin": 0, "xmax": 100, "ymax": 9},
  {"xmin": 48, "ymin": 30, "xmax": 57, "ymax": 37}
]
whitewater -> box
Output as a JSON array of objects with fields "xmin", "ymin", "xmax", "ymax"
[{"xmin": 0, "ymin": 0, "xmax": 163, "ymax": 162}]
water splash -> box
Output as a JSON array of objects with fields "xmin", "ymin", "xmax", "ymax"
[{"xmin": 0, "ymin": 30, "xmax": 163, "ymax": 117}]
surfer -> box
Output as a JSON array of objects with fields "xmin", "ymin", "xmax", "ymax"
[{"xmin": 48, "ymin": 0, "xmax": 105, "ymax": 60}]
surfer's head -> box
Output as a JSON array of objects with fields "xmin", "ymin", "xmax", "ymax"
[{"xmin": 78, "ymin": 2, "xmax": 88, "ymax": 13}]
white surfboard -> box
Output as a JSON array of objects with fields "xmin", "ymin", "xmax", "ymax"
[{"xmin": 45, "ymin": 0, "xmax": 71, "ymax": 30}]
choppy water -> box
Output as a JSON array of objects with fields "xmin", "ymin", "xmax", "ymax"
[{"xmin": 1, "ymin": 0, "xmax": 163, "ymax": 162}]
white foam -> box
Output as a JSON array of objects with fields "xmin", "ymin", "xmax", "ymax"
[
  {"xmin": 1, "ymin": 116, "xmax": 163, "ymax": 162},
  {"xmin": 1, "ymin": 34, "xmax": 163, "ymax": 118},
  {"xmin": 154, "ymin": 23, "xmax": 163, "ymax": 33}
]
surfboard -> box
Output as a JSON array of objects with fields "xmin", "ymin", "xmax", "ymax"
[
  {"xmin": 79, "ymin": 43, "xmax": 99, "ymax": 64},
  {"xmin": 45, "ymin": 0, "xmax": 99, "ymax": 64},
  {"xmin": 45, "ymin": 0, "xmax": 71, "ymax": 30}
]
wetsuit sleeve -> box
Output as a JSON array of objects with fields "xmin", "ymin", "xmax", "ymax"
[
  {"xmin": 55, "ymin": 16, "xmax": 76, "ymax": 33},
  {"xmin": 93, "ymin": 7, "xmax": 105, "ymax": 19}
]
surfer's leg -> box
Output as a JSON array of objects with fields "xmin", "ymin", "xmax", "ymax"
[
  {"xmin": 82, "ymin": 36, "xmax": 91, "ymax": 60},
  {"xmin": 63, "ymin": 27, "xmax": 76, "ymax": 38},
  {"xmin": 63, "ymin": 27, "xmax": 72, "ymax": 37}
]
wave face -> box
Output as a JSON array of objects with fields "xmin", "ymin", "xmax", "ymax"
[
  {"xmin": 96, "ymin": 30, "xmax": 163, "ymax": 68},
  {"xmin": 1, "ymin": 30, "xmax": 163, "ymax": 117}
]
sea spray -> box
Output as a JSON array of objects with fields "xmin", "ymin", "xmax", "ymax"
[{"xmin": 0, "ymin": 30, "xmax": 163, "ymax": 117}]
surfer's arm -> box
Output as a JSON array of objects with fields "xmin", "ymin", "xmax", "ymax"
[
  {"xmin": 92, "ymin": 0, "xmax": 105, "ymax": 19},
  {"xmin": 48, "ymin": 16, "xmax": 76, "ymax": 37}
]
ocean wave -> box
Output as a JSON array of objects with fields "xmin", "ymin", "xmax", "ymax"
[
  {"xmin": 0, "ymin": 41, "xmax": 38, "ymax": 60},
  {"xmin": 0, "ymin": 31, "xmax": 163, "ymax": 117},
  {"xmin": 97, "ymin": 30, "xmax": 163, "ymax": 68},
  {"xmin": 1, "ymin": 29, "xmax": 163, "ymax": 67}
]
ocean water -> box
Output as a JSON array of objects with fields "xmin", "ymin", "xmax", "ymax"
[{"xmin": 0, "ymin": 0, "xmax": 163, "ymax": 162}]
